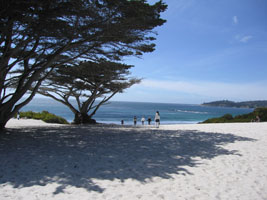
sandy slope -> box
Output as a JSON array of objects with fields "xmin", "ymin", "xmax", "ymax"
[
  {"xmin": 1, "ymin": 119, "xmax": 267, "ymax": 200},
  {"xmin": 6, "ymin": 118, "xmax": 66, "ymax": 128}
]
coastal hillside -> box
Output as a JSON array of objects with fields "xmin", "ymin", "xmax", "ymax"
[
  {"xmin": 202, "ymin": 100, "xmax": 267, "ymax": 108},
  {"xmin": 202, "ymin": 108, "xmax": 267, "ymax": 123}
]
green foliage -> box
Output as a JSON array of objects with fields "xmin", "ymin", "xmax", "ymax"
[
  {"xmin": 254, "ymin": 107, "xmax": 267, "ymax": 121},
  {"xmin": 202, "ymin": 108, "xmax": 267, "ymax": 123},
  {"xmin": 222, "ymin": 114, "xmax": 233, "ymax": 120},
  {"xmin": 18, "ymin": 111, "xmax": 69, "ymax": 124}
]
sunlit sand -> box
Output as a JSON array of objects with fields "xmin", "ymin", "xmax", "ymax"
[{"xmin": 1, "ymin": 119, "xmax": 267, "ymax": 200}]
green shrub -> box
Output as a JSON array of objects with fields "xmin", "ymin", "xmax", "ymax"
[
  {"xmin": 234, "ymin": 112, "xmax": 255, "ymax": 122},
  {"xmin": 19, "ymin": 111, "xmax": 69, "ymax": 124},
  {"xmin": 222, "ymin": 114, "xmax": 233, "ymax": 120},
  {"xmin": 255, "ymin": 107, "xmax": 267, "ymax": 121}
]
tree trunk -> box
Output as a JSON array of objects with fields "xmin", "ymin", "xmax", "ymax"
[
  {"xmin": 0, "ymin": 121, "xmax": 7, "ymax": 131},
  {"xmin": 0, "ymin": 113, "xmax": 10, "ymax": 132},
  {"xmin": 0, "ymin": 101, "xmax": 15, "ymax": 131},
  {"xmin": 73, "ymin": 112, "xmax": 96, "ymax": 125},
  {"xmin": 0, "ymin": 66, "xmax": 52, "ymax": 131}
]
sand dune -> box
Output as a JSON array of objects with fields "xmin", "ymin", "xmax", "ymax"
[{"xmin": 1, "ymin": 119, "xmax": 267, "ymax": 199}]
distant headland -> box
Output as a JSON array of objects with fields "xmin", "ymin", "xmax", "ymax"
[{"xmin": 202, "ymin": 100, "xmax": 267, "ymax": 108}]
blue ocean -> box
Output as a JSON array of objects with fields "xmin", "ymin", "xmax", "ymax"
[{"xmin": 19, "ymin": 98, "xmax": 253, "ymax": 125}]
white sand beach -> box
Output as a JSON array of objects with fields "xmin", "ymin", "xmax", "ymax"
[{"xmin": 1, "ymin": 119, "xmax": 267, "ymax": 200}]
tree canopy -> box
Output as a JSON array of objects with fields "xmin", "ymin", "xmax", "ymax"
[
  {"xmin": 37, "ymin": 60, "xmax": 141, "ymax": 124},
  {"xmin": 0, "ymin": 0, "xmax": 167, "ymax": 129}
]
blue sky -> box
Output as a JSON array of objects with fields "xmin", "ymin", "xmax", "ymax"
[{"xmin": 113, "ymin": 0, "xmax": 267, "ymax": 104}]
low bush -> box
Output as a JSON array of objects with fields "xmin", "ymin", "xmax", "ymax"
[
  {"xmin": 222, "ymin": 114, "xmax": 233, "ymax": 120},
  {"xmin": 255, "ymin": 107, "xmax": 267, "ymax": 121},
  {"xmin": 17, "ymin": 111, "xmax": 69, "ymax": 124}
]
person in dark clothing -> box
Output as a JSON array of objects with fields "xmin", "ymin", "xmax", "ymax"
[
  {"xmin": 133, "ymin": 116, "xmax": 137, "ymax": 126},
  {"xmin": 147, "ymin": 117, "xmax": 152, "ymax": 125}
]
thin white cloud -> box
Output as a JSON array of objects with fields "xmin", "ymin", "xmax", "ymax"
[
  {"xmin": 166, "ymin": 0, "xmax": 195, "ymax": 15},
  {"xmin": 233, "ymin": 16, "xmax": 238, "ymax": 24},
  {"xmin": 139, "ymin": 79, "xmax": 267, "ymax": 101},
  {"xmin": 235, "ymin": 35, "xmax": 253, "ymax": 43},
  {"xmin": 175, "ymin": 0, "xmax": 195, "ymax": 11},
  {"xmin": 240, "ymin": 35, "xmax": 253, "ymax": 43}
]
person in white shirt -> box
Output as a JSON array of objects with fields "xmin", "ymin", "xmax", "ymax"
[
  {"xmin": 141, "ymin": 117, "xmax": 145, "ymax": 125},
  {"xmin": 154, "ymin": 111, "xmax": 160, "ymax": 128}
]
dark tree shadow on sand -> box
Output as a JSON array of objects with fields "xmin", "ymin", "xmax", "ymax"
[{"xmin": 0, "ymin": 125, "xmax": 256, "ymax": 193}]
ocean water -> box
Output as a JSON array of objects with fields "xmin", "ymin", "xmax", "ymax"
[{"xmin": 19, "ymin": 98, "xmax": 253, "ymax": 125}]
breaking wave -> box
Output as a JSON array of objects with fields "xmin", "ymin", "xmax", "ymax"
[{"xmin": 173, "ymin": 109, "xmax": 209, "ymax": 114}]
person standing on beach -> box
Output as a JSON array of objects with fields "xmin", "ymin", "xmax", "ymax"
[
  {"xmin": 141, "ymin": 116, "xmax": 145, "ymax": 125},
  {"xmin": 154, "ymin": 111, "xmax": 160, "ymax": 128},
  {"xmin": 134, "ymin": 116, "xmax": 137, "ymax": 126},
  {"xmin": 17, "ymin": 111, "xmax": 20, "ymax": 120},
  {"xmin": 148, "ymin": 117, "xmax": 151, "ymax": 125}
]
